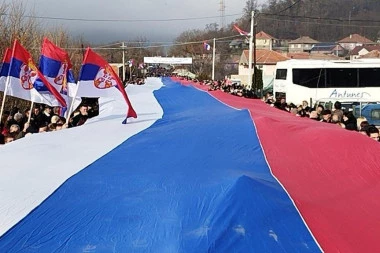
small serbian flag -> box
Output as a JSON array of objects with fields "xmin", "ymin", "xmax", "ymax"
[
  {"xmin": 0, "ymin": 48, "xmax": 11, "ymax": 92},
  {"xmin": 233, "ymin": 25, "xmax": 250, "ymax": 36},
  {"xmin": 203, "ymin": 42, "xmax": 211, "ymax": 51},
  {"xmin": 128, "ymin": 59, "xmax": 134, "ymax": 67},
  {"xmin": 6, "ymin": 40, "xmax": 67, "ymax": 107},
  {"xmin": 78, "ymin": 47, "xmax": 137, "ymax": 120},
  {"xmin": 38, "ymin": 37, "xmax": 77, "ymax": 100}
]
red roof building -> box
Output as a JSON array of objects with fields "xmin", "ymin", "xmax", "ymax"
[{"xmin": 337, "ymin": 34, "xmax": 375, "ymax": 51}]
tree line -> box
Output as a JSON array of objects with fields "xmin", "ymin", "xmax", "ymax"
[
  {"xmin": 0, "ymin": 2, "xmax": 165, "ymax": 111},
  {"xmin": 252, "ymin": 0, "xmax": 380, "ymax": 42},
  {"xmin": 169, "ymin": 0, "xmax": 380, "ymax": 80},
  {"xmin": 2, "ymin": 0, "xmax": 380, "ymax": 89}
]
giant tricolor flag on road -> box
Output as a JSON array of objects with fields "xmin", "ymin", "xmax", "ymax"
[
  {"xmin": 38, "ymin": 37, "xmax": 76, "ymax": 101},
  {"xmin": 5, "ymin": 40, "xmax": 67, "ymax": 107},
  {"xmin": 1, "ymin": 77, "xmax": 380, "ymax": 252},
  {"xmin": 77, "ymin": 47, "xmax": 137, "ymax": 119},
  {"xmin": 0, "ymin": 48, "xmax": 11, "ymax": 92}
]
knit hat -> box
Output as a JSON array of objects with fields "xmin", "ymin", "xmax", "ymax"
[
  {"xmin": 51, "ymin": 115, "xmax": 60, "ymax": 124},
  {"xmin": 14, "ymin": 112, "xmax": 23, "ymax": 121}
]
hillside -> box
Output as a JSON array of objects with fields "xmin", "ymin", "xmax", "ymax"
[{"xmin": 244, "ymin": 0, "xmax": 380, "ymax": 42}]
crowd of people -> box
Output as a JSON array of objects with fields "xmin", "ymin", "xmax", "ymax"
[
  {"xmin": 146, "ymin": 65, "xmax": 173, "ymax": 78},
  {"xmin": 2, "ymin": 75, "xmax": 379, "ymax": 145},
  {"xmin": 174, "ymin": 75, "xmax": 379, "ymax": 142},
  {"xmin": 264, "ymin": 94, "xmax": 380, "ymax": 142},
  {"xmin": 175, "ymin": 74, "xmax": 379, "ymax": 142},
  {"xmin": 178, "ymin": 78, "xmax": 259, "ymax": 99},
  {"xmin": 124, "ymin": 78, "xmax": 145, "ymax": 86},
  {"xmin": 0, "ymin": 102, "xmax": 98, "ymax": 145},
  {"xmin": 205, "ymin": 80, "xmax": 257, "ymax": 98}
]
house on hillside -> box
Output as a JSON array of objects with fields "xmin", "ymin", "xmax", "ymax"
[
  {"xmin": 287, "ymin": 52, "xmax": 310, "ymax": 59},
  {"xmin": 350, "ymin": 45, "xmax": 380, "ymax": 60},
  {"xmin": 311, "ymin": 43, "xmax": 346, "ymax": 57},
  {"xmin": 229, "ymin": 38, "xmax": 248, "ymax": 49},
  {"xmin": 230, "ymin": 49, "xmax": 289, "ymax": 89},
  {"xmin": 359, "ymin": 50, "xmax": 380, "ymax": 59},
  {"xmin": 337, "ymin": 34, "xmax": 375, "ymax": 51},
  {"xmin": 288, "ymin": 36, "xmax": 319, "ymax": 53},
  {"xmin": 255, "ymin": 31, "xmax": 280, "ymax": 50},
  {"xmin": 287, "ymin": 52, "xmax": 341, "ymax": 60},
  {"xmin": 223, "ymin": 54, "xmax": 241, "ymax": 75}
]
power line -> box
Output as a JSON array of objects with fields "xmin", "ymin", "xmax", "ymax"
[
  {"xmin": 3, "ymin": 3, "xmax": 380, "ymax": 25},
  {"xmin": 260, "ymin": 16, "xmax": 380, "ymax": 28},
  {"xmin": 261, "ymin": 12, "xmax": 380, "ymax": 24},
  {"xmin": 0, "ymin": 12, "xmax": 242, "ymax": 23},
  {"xmin": 3, "ymin": 8, "xmax": 380, "ymax": 26},
  {"xmin": 56, "ymin": 35, "xmax": 242, "ymax": 51},
  {"xmin": 275, "ymin": 0, "xmax": 302, "ymax": 14}
]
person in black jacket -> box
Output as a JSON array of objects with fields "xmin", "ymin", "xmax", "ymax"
[
  {"xmin": 69, "ymin": 104, "xmax": 90, "ymax": 128},
  {"xmin": 343, "ymin": 111, "xmax": 357, "ymax": 131}
]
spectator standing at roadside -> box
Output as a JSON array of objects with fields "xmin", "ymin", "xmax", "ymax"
[
  {"xmin": 333, "ymin": 101, "xmax": 344, "ymax": 122},
  {"xmin": 69, "ymin": 104, "xmax": 90, "ymax": 128}
]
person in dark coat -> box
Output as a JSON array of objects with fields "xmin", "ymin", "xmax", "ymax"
[
  {"xmin": 343, "ymin": 111, "xmax": 357, "ymax": 131},
  {"xmin": 69, "ymin": 104, "xmax": 90, "ymax": 128},
  {"xmin": 30, "ymin": 105, "xmax": 43, "ymax": 130},
  {"xmin": 40, "ymin": 105, "xmax": 53, "ymax": 127}
]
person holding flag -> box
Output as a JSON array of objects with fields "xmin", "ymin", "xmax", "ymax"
[
  {"xmin": 0, "ymin": 40, "xmax": 67, "ymax": 123},
  {"xmin": 38, "ymin": 37, "xmax": 77, "ymax": 117},
  {"xmin": 71, "ymin": 47, "xmax": 137, "ymax": 123},
  {"xmin": 128, "ymin": 59, "xmax": 134, "ymax": 68}
]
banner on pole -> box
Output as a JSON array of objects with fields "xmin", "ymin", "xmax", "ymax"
[{"xmin": 144, "ymin": 57, "xmax": 192, "ymax": 65}]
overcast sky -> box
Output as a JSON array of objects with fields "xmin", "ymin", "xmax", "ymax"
[{"xmin": 13, "ymin": 0, "xmax": 265, "ymax": 44}]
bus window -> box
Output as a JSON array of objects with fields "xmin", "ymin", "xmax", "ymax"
[
  {"xmin": 275, "ymin": 69, "xmax": 287, "ymax": 80},
  {"xmin": 326, "ymin": 68, "xmax": 357, "ymax": 87},
  {"xmin": 371, "ymin": 109, "xmax": 380, "ymax": 120},
  {"xmin": 293, "ymin": 68, "xmax": 325, "ymax": 88},
  {"xmin": 359, "ymin": 68, "xmax": 380, "ymax": 87}
]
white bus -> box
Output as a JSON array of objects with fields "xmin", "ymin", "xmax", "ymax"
[{"xmin": 273, "ymin": 59, "xmax": 380, "ymax": 105}]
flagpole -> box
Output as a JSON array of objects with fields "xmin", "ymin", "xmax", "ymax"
[
  {"xmin": 0, "ymin": 75, "xmax": 11, "ymax": 122},
  {"xmin": 248, "ymin": 10, "xmax": 254, "ymax": 90},
  {"xmin": 27, "ymin": 101, "xmax": 34, "ymax": 124},
  {"xmin": 66, "ymin": 81, "xmax": 80, "ymax": 124},
  {"xmin": 122, "ymin": 42, "xmax": 126, "ymax": 83},
  {"xmin": 212, "ymin": 38, "xmax": 216, "ymax": 80},
  {"xmin": 130, "ymin": 65, "xmax": 133, "ymax": 81}
]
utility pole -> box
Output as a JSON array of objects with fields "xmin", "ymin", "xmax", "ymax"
[
  {"xmin": 212, "ymin": 38, "xmax": 216, "ymax": 80},
  {"xmin": 121, "ymin": 41, "xmax": 126, "ymax": 82},
  {"xmin": 248, "ymin": 10, "xmax": 254, "ymax": 90},
  {"xmin": 253, "ymin": 10, "xmax": 257, "ymax": 93}
]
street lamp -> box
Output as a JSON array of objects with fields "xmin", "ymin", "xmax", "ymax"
[{"xmin": 121, "ymin": 42, "xmax": 126, "ymax": 82}]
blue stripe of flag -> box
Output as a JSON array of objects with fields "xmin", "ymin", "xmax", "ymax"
[
  {"xmin": 0, "ymin": 78, "xmax": 320, "ymax": 252},
  {"xmin": 0, "ymin": 63, "xmax": 10, "ymax": 77},
  {"xmin": 79, "ymin": 64, "xmax": 100, "ymax": 81},
  {"xmin": 39, "ymin": 55, "xmax": 61, "ymax": 78}
]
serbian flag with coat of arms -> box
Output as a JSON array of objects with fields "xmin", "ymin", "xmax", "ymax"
[
  {"xmin": 5, "ymin": 40, "xmax": 67, "ymax": 107},
  {"xmin": 77, "ymin": 47, "xmax": 137, "ymax": 119},
  {"xmin": 203, "ymin": 41, "xmax": 211, "ymax": 51},
  {"xmin": 233, "ymin": 24, "xmax": 250, "ymax": 36},
  {"xmin": 0, "ymin": 48, "xmax": 11, "ymax": 92},
  {"xmin": 38, "ymin": 38, "xmax": 77, "ymax": 102}
]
